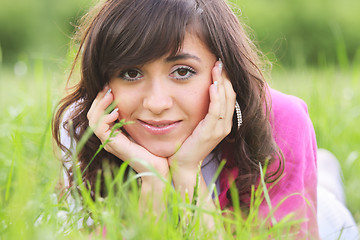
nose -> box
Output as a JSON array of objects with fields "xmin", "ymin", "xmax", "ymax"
[{"xmin": 143, "ymin": 80, "xmax": 173, "ymax": 115}]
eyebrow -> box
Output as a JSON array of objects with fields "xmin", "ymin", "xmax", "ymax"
[{"xmin": 165, "ymin": 53, "xmax": 201, "ymax": 63}]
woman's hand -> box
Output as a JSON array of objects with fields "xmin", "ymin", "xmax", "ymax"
[
  {"xmin": 169, "ymin": 60, "xmax": 235, "ymax": 208},
  {"xmin": 169, "ymin": 60, "xmax": 236, "ymax": 172},
  {"xmin": 87, "ymin": 86, "xmax": 169, "ymax": 182},
  {"xmin": 167, "ymin": 60, "xmax": 235, "ymax": 231},
  {"xmin": 87, "ymin": 86, "xmax": 170, "ymax": 213}
]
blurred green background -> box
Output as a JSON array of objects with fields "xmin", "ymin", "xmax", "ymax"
[
  {"xmin": 0, "ymin": 0, "xmax": 90, "ymax": 66},
  {"xmin": 0, "ymin": 0, "xmax": 359, "ymax": 238},
  {"xmin": 235, "ymin": 0, "xmax": 360, "ymax": 68},
  {"xmin": 1, "ymin": 0, "xmax": 359, "ymax": 68}
]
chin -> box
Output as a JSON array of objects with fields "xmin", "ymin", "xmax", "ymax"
[{"xmin": 146, "ymin": 144, "xmax": 179, "ymax": 158}]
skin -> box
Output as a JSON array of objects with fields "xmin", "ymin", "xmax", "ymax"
[
  {"xmin": 87, "ymin": 33, "xmax": 236, "ymax": 222},
  {"xmin": 109, "ymin": 33, "xmax": 215, "ymax": 158}
]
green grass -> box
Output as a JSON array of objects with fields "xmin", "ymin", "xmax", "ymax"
[{"xmin": 0, "ymin": 61, "xmax": 359, "ymax": 239}]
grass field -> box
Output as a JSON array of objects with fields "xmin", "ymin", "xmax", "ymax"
[{"xmin": 0, "ymin": 61, "xmax": 359, "ymax": 239}]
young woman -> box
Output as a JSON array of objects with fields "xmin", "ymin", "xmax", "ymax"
[{"xmin": 53, "ymin": 0, "xmax": 321, "ymax": 238}]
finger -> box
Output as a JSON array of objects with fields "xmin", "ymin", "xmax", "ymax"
[
  {"xmin": 215, "ymin": 59, "xmax": 236, "ymax": 125},
  {"xmin": 223, "ymin": 78, "xmax": 236, "ymax": 133},
  {"xmin": 87, "ymin": 89, "xmax": 114, "ymax": 127},
  {"xmin": 208, "ymin": 61, "xmax": 235, "ymax": 136},
  {"xmin": 93, "ymin": 85, "xmax": 110, "ymax": 107},
  {"xmin": 102, "ymin": 108, "xmax": 119, "ymax": 126},
  {"xmin": 197, "ymin": 60, "xmax": 229, "ymax": 135},
  {"xmin": 90, "ymin": 107, "xmax": 119, "ymax": 144},
  {"xmin": 206, "ymin": 80, "xmax": 221, "ymax": 126},
  {"xmin": 87, "ymin": 85, "xmax": 109, "ymax": 119},
  {"xmin": 209, "ymin": 61, "xmax": 224, "ymax": 118},
  {"xmin": 89, "ymin": 84, "xmax": 111, "ymax": 116},
  {"xmin": 214, "ymin": 61, "xmax": 227, "ymax": 120}
]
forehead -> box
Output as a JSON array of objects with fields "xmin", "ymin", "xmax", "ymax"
[{"xmin": 173, "ymin": 32, "xmax": 215, "ymax": 61}]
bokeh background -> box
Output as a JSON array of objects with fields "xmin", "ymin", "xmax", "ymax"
[
  {"xmin": 1, "ymin": 0, "xmax": 359, "ymax": 68},
  {"xmin": 0, "ymin": 0, "xmax": 359, "ymax": 238}
]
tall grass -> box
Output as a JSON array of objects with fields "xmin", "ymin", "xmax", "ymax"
[{"xmin": 0, "ymin": 59, "xmax": 359, "ymax": 239}]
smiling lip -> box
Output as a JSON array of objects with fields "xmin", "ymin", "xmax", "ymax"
[{"xmin": 138, "ymin": 119, "xmax": 181, "ymax": 135}]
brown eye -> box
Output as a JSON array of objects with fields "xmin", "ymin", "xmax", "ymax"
[
  {"xmin": 169, "ymin": 66, "xmax": 196, "ymax": 81},
  {"xmin": 177, "ymin": 68, "xmax": 188, "ymax": 76},
  {"xmin": 128, "ymin": 70, "xmax": 139, "ymax": 78},
  {"xmin": 118, "ymin": 68, "xmax": 143, "ymax": 82}
]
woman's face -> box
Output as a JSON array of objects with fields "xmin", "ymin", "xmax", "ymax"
[{"xmin": 109, "ymin": 33, "xmax": 216, "ymax": 157}]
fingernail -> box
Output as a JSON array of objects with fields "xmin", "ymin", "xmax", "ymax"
[
  {"xmin": 214, "ymin": 81, "xmax": 218, "ymax": 91},
  {"xmin": 218, "ymin": 58, "xmax": 223, "ymax": 74},
  {"xmin": 111, "ymin": 108, "xmax": 119, "ymax": 114},
  {"xmin": 105, "ymin": 88, "xmax": 112, "ymax": 97}
]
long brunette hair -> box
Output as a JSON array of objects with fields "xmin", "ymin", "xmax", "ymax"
[{"xmin": 52, "ymin": 0, "xmax": 282, "ymax": 203}]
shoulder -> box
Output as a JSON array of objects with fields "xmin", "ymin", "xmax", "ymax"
[
  {"xmin": 267, "ymin": 86, "xmax": 317, "ymax": 168},
  {"xmin": 269, "ymin": 87, "xmax": 310, "ymax": 128},
  {"xmin": 263, "ymin": 87, "xmax": 319, "ymax": 237},
  {"xmin": 268, "ymin": 87, "xmax": 315, "ymax": 152}
]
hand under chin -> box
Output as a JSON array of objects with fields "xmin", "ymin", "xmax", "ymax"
[{"xmin": 145, "ymin": 145, "xmax": 179, "ymax": 159}]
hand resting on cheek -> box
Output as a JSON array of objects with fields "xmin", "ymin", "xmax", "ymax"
[
  {"xmin": 169, "ymin": 61, "xmax": 236, "ymax": 173},
  {"xmin": 87, "ymin": 85, "xmax": 170, "ymax": 184},
  {"xmin": 87, "ymin": 61, "xmax": 235, "ymax": 179}
]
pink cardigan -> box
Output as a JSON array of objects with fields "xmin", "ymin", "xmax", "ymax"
[{"xmin": 219, "ymin": 88, "xmax": 319, "ymax": 238}]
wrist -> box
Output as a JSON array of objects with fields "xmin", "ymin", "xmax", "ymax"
[
  {"xmin": 171, "ymin": 167, "xmax": 203, "ymax": 193},
  {"xmin": 140, "ymin": 170, "xmax": 169, "ymax": 192},
  {"xmin": 169, "ymin": 159, "xmax": 201, "ymax": 176},
  {"xmin": 170, "ymin": 163, "xmax": 200, "ymax": 182},
  {"xmin": 135, "ymin": 160, "xmax": 170, "ymax": 187},
  {"xmin": 139, "ymin": 174, "xmax": 168, "ymax": 215}
]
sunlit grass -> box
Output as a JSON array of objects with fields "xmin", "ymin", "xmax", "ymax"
[{"xmin": 0, "ymin": 60, "xmax": 359, "ymax": 239}]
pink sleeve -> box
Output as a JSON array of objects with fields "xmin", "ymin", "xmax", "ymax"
[{"xmin": 259, "ymin": 88, "xmax": 319, "ymax": 238}]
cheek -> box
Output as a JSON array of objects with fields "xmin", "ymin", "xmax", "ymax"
[
  {"xmin": 116, "ymin": 98, "xmax": 131, "ymax": 119},
  {"xmin": 109, "ymin": 86, "xmax": 140, "ymax": 120},
  {"xmin": 197, "ymin": 90, "xmax": 210, "ymax": 117},
  {"xmin": 187, "ymin": 82, "xmax": 211, "ymax": 121},
  {"xmin": 116, "ymin": 97, "xmax": 138, "ymax": 120}
]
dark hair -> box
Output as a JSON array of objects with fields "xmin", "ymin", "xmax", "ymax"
[{"xmin": 52, "ymin": 0, "xmax": 283, "ymax": 204}]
